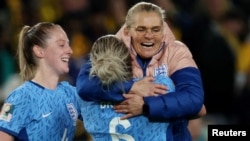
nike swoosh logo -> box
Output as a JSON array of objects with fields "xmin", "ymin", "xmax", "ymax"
[{"xmin": 42, "ymin": 112, "xmax": 52, "ymax": 118}]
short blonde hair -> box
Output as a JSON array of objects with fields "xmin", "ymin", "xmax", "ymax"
[
  {"xmin": 90, "ymin": 35, "xmax": 133, "ymax": 86},
  {"xmin": 125, "ymin": 2, "xmax": 166, "ymax": 28}
]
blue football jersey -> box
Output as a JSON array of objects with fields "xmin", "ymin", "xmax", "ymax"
[
  {"xmin": 154, "ymin": 75, "xmax": 175, "ymax": 92},
  {"xmin": 0, "ymin": 81, "xmax": 81, "ymax": 141},
  {"xmin": 80, "ymin": 75, "xmax": 175, "ymax": 141}
]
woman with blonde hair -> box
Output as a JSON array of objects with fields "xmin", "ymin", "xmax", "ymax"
[
  {"xmin": 77, "ymin": 2, "xmax": 206, "ymax": 140},
  {"xmin": 79, "ymin": 34, "xmax": 175, "ymax": 140}
]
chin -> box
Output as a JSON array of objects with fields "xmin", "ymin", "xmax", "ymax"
[
  {"xmin": 142, "ymin": 53, "xmax": 154, "ymax": 58},
  {"xmin": 63, "ymin": 68, "xmax": 70, "ymax": 74}
]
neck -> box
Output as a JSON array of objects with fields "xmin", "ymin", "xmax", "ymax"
[{"xmin": 32, "ymin": 71, "xmax": 59, "ymax": 90}]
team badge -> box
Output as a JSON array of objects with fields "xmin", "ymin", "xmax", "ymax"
[
  {"xmin": 154, "ymin": 64, "xmax": 168, "ymax": 76},
  {"xmin": 0, "ymin": 103, "xmax": 15, "ymax": 122},
  {"xmin": 66, "ymin": 103, "xmax": 78, "ymax": 125}
]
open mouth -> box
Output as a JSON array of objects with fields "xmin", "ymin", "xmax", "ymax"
[
  {"xmin": 141, "ymin": 42, "xmax": 154, "ymax": 47},
  {"xmin": 61, "ymin": 57, "xmax": 69, "ymax": 62}
]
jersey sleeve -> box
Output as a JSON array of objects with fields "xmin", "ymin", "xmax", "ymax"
[
  {"xmin": 0, "ymin": 88, "xmax": 32, "ymax": 137},
  {"xmin": 144, "ymin": 67, "xmax": 204, "ymax": 120}
]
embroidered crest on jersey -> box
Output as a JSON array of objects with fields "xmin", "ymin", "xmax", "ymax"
[
  {"xmin": 0, "ymin": 103, "xmax": 14, "ymax": 122},
  {"xmin": 154, "ymin": 64, "xmax": 168, "ymax": 76},
  {"xmin": 66, "ymin": 103, "xmax": 78, "ymax": 123}
]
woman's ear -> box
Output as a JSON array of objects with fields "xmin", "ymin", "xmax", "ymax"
[
  {"xmin": 33, "ymin": 45, "xmax": 44, "ymax": 58},
  {"xmin": 123, "ymin": 27, "xmax": 130, "ymax": 36}
]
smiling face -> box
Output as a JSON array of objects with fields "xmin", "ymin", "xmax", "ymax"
[
  {"xmin": 128, "ymin": 11, "xmax": 164, "ymax": 59},
  {"xmin": 42, "ymin": 26, "xmax": 73, "ymax": 75}
]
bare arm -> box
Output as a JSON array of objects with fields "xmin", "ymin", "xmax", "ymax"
[{"xmin": 0, "ymin": 131, "xmax": 14, "ymax": 141}]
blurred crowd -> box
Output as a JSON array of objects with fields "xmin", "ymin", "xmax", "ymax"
[{"xmin": 0, "ymin": 0, "xmax": 250, "ymax": 141}]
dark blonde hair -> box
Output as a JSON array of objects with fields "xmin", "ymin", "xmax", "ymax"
[
  {"xmin": 90, "ymin": 35, "xmax": 132, "ymax": 86},
  {"xmin": 125, "ymin": 2, "xmax": 166, "ymax": 28},
  {"xmin": 18, "ymin": 22, "xmax": 60, "ymax": 81}
]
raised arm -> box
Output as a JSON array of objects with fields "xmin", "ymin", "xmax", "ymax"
[
  {"xmin": 114, "ymin": 67, "xmax": 205, "ymax": 120},
  {"xmin": 76, "ymin": 60, "xmax": 168, "ymax": 102},
  {"xmin": 76, "ymin": 60, "xmax": 134, "ymax": 102}
]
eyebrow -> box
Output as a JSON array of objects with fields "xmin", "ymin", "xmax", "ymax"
[
  {"xmin": 56, "ymin": 39, "xmax": 69, "ymax": 43},
  {"xmin": 136, "ymin": 26, "xmax": 162, "ymax": 28}
]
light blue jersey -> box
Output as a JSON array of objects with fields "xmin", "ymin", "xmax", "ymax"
[
  {"xmin": 0, "ymin": 81, "xmax": 81, "ymax": 141},
  {"xmin": 80, "ymin": 75, "xmax": 175, "ymax": 141}
]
